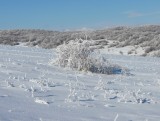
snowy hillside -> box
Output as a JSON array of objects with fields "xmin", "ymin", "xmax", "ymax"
[
  {"xmin": 0, "ymin": 25, "xmax": 160, "ymax": 57},
  {"xmin": 0, "ymin": 45, "xmax": 160, "ymax": 121}
]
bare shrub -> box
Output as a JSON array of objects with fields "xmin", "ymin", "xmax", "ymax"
[
  {"xmin": 153, "ymin": 50, "xmax": 160, "ymax": 57},
  {"xmin": 145, "ymin": 47, "xmax": 155, "ymax": 53},
  {"xmin": 128, "ymin": 50, "xmax": 133, "ymax": 55},
  {"xmin": 54, "ymin": 39, "xmax": 95, "ymax": 71},
  {"xmin": 119, "ymin": 51, "xmax": 123, "ymax": 55},
  {"xmin": 93, "ymin": 40, "xmax": 108, "ymax": 46},
  {"xmin": 141, "ymin": 53, "xmax": 147, "ymax": 56},
  {"xmin": 109, "ymin": 42, "xmax": 119, "ymax": 48},
  {"xmin": 51, "ymin": 39, "xmax": 125, "ymax": 74}
]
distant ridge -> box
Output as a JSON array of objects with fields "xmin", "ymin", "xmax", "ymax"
[{"xmin": 0, "ymin": 25, "xmax": 160, "ymax": 56}]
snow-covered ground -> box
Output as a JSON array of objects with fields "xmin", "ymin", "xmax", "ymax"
[
  {"xmin": 0, "ymin": 45, "xmax": 160, "ymax": 121},
  {"xmin": 100, "ymin": 40, "xmax": 145, "ymax": 56},
  {"xmin": 102, "ymin": 45, "xmax": 145, "ymax": 56}
]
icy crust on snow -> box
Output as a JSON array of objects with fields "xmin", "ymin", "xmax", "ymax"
[{"xmin": 0, "ymin": 45, "xmax": 160, "ymax": 121}]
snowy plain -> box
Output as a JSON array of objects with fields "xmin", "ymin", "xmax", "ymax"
[{"xmin": 0, "ymin": 44, "xmax": 160, "ymax": 121}]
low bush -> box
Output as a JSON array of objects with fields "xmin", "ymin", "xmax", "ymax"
[
  {"xmin": 51, "ymin": 39, "xmax": 126, "ymax": 74},
  {"xmin": 153, "ymin": 50, "xmax": 160, "ymax": 57},
  {"xmin": 145, "ymin": 46, "xmax": 155, "ymax": 53}
]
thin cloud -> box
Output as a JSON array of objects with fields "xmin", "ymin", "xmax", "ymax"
[{"xmin": 124, "ymin": 11, "xmax": 160, "ymax": 18}]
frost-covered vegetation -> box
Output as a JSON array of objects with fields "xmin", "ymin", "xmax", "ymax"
[
  {"xmin": 0, "ymin": 25, "xmax": 160, "ymax": 56},
  {"xmin": 50, "ymin": 39, "xmax": 125, "ymax": 74},
  {"xmin": 0, "ymin": 29, "xmax": 107, "ymax": 48}
]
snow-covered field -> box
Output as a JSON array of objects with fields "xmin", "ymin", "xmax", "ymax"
[{"xmin": 0, "ymin": 45, "xmax": 160, "ymax": 121}]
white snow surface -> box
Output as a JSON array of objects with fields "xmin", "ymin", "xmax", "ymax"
[{"xmin": 0, "ymin": 45, "xmax": 160, "ymax": 121}]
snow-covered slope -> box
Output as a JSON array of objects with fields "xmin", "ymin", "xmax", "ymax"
[{"xmin": 0, "ymin": 45, "xmax": 160, "ymax": 121}]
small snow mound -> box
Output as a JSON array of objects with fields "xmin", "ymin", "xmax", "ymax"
[{"xmin": 34, "ymin": 98, "xmax": 49, "ymax": 105}]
